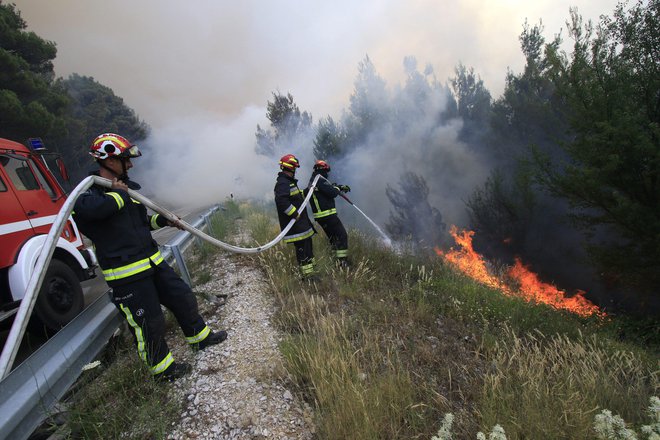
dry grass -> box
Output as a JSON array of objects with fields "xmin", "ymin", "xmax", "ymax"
[
  {"xmin": 479, "ymin": 328, "xmax": 659, "ymax": 439},
  {"xmin": 239, "ymin": 202, "xmax": 660, "ymax": 439},
  {"xmin": 280, "ymin": 315, "xmax": 418, "ymax": 440},
  {"xmin": 244, "ymin": 207, "xmax": 486, "ymax": 438},
  {"xmin": 63, "ymin": 335, "xmax": 182, "ymax": 439}
]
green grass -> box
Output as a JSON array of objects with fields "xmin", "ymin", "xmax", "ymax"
[{"xmin": 242, "ymin": 203, "xmax": 659, "ymax": 439}]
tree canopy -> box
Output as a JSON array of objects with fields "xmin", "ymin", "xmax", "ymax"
[
  {"xmin": 535, "ymin": 0, "xmax": 660, "ymax": 289},
  {"xmin": 0, "ymin": 1, "xmax": 149, "ymax": 182},
  {"xmin": 255, "ymin": 91, "xmax": 312, "ymax": 157},
  {"xmin": 0, "ymin": 2, "xmax": 65, "ymax": 141}
]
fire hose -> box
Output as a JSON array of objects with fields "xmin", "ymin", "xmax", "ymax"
[
  {"xmin": 0, "ymin": 174, "xmax": 321, "ymax": 379},
  {"xmin": 120, "ymin": 173, "xmax": 322, "ymax": 254},
  {"xmin": 317, "ymin": 175, "xmax": 393, "ymax": 247}
]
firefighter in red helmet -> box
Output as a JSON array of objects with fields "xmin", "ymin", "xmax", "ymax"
[
  {"xmin": 274, "ymin": 153, "xmax": 317, "ymax": 279},
  {"xmin": 73, "ymin": 133, "xmax": 227, "ymax": 382},
  {"xmin": 308, "ymin": 160, "xmax": 351, "ymax": 267}
]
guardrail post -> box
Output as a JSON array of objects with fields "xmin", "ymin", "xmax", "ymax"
[
  {"xmin": 164, "ymin": 244, "xmax": 192, "ymax": 287},
  {"xmin": 204, "ymin": 213, "xmax": 214, "ymax": 237}
]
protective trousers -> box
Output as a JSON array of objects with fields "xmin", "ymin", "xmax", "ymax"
[
  {"xmin": 110, "ymin": 261, "xmax": 209, "ymax": 376},
  {"xmin": 316, "ymin": 215, "xmax": 348, "ymax": 260},
  {"xmin": 292, "ymin": 237, "xmax": 315, "ymax": 278}
]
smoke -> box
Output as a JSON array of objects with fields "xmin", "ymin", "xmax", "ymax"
[
  {"xmin": 15, "ymin": 0, "xmax": 618, "ymax": 128},
  {"xmin": 342, "ymin": 105, "xmax": 488, "ymax": 230},
  {"xmin": 134, "ymin": 107, "xmax": 275, "ymax": 208},
  {"xmin": 12, "ymin": 0, "xmax": 620, "ymax": 227}
]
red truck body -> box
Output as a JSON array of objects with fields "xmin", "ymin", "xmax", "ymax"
[{"xmin": 0, "ymin": 137, "xmax": 95, "ymax": 331}]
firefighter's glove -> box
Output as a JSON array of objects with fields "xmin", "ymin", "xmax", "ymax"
[
  {"xmin": 167, "ymin": 218, "xmax": 185, "ymax": 230},
  {"xmin": 338, "ymin": 184, "xmax": 351, "ymax": 193}
]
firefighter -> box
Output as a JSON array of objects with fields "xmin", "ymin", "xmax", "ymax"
[
  {"xmin": 73, "ymin": 133, "xmax": 227, "ymax": 382},
  {"xmin": 308, "ymin": 160, "xmax": 351, "ymax": 267},
  {"xmin": 274, "ymin": 154, "xmax": 317, "ymax": 279}
]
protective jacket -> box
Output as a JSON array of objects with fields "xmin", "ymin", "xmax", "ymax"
[
  {"xmin": 74, "ymin": 172, "xmax": 214, "ymax": 378},
  {"xmin": 73, "ymin": 174, "xmax": 169, "ymax": 286},
  {"xmin": 307, "ymin": 170, "xmax": 349, "ymax": 261},
  {"xmin": 274, "ymin": 171, "xmax": 314, "ymax": 243},
  {"xmin": 308, "ymin": 171, "xmax": 341, "ymax": 219}
]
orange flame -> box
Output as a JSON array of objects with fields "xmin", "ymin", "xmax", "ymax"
[{"xmin": 435, "ymin": 226, "xmax": 605, "ymax": 318}]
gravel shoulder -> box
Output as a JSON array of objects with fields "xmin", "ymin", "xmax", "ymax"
[{"xmin": 164, "ymin": 250, "xmax": 316, "ymax": 440}]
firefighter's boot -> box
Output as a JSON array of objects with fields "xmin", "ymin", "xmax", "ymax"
[
  {"xmin": 156, "ymin": 362, "xmax": 192, "ymax": 382},
  {"xmin": 304, "ymin": 274, "xmax": 321, "ymax": 284},
  {"xmin": 194, "ymin": 330, "xmax": 228, "ymax": 352},
  {"xmin": 338, "ymin": 258, "xmax": 352, "ymax": 268}
]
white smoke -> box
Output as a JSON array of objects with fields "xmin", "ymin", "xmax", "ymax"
[
  {"xmin": 134, "ymin": 107, "xmax": 275, "ymax": 208},
  {"xmin": 12, "ymin": 0, "xmax": 619, "ymax": 221}
]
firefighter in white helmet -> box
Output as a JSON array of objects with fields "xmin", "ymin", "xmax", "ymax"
[{"xmin": 73, "ymin": 133, "xmax": 227, "ymax": 382}]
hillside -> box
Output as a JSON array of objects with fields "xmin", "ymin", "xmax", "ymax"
[{"xmin": 61, "ymin": 203, "xmax": 659, "ymax": 439}]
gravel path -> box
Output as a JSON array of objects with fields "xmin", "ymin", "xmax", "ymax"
[{"xmin": 165, "ymin": 251, "xmax": 315, "ymax": 440}]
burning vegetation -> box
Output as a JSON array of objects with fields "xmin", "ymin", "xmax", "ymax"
[{"xmin": 436, "ymin": 226, "xmax": 605, "ymax": 318}]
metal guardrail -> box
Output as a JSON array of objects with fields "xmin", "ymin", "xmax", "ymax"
[
  {"xmin": 162, "ymin": 205, "xmax": 219, "ymax": 286},
  {"xmin": 0, "ymin": 205, "xmax": 220, "ymax": 440},
  {"xmin": 0, "ymin": 293, "xmax": 121, "ymax": 440}
]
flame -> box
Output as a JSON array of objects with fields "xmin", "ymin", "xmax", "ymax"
[{"xmin": 435, "ymin": 225, "xmax": 605, "ymax": 318}]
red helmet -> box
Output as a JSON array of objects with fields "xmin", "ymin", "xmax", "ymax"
[
  {"xmin": 89, "ymin": 133, "xmax": 142, "ymax": 160},
  {"xmin": 313, "ymin": 160, "xmax": 331, "ymax": 172},
  {"xmin": 279, "ymin": 154, "xmax": 300, "ymax": 171}
]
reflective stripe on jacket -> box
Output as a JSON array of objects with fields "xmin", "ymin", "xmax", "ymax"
[
  {"xmin": 274, "ymin": 172, "xmax": 314, "ymax": 242},
  {"xmin": 73, "ymin": 175, "xmax": 169, "ymax": 285},
  {"xmin": 308, "ymin": 171, "xmax": 341, "ymax": 219}
]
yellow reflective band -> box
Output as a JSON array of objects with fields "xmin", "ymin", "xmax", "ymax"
[
  {"xmin": 103, "ymin": 259, "xmax": 150, "ymax": 281},
  {"xmin": 107, "ymin": 192, "xmax": 124, "ymax": 209},
  {"xmin": 283, "ymin": 228, "xmax": 314, "ymax": 243},
  {"xmin": 311, "ymin": 193, "xmax": 336, "ymax": 218},
  {"xmin": 285, "ymin": 205, "xmax": 297, "ymax": 216},
  {"xmin": 290, "ymin": 189, "xmax": 302, "ymax": 196},
  {"xmin": 119, "ymin": 304, "xmax": 147, "ymax": 363},
  {"xmin": 150, "ymin": 214, "xmax": 161, "ymax": 229},
  {"xmin": 313, "ymin": 208, "xmax": 337, "ymax": 218},
  {"xmin": 186, "ymin": 326, "xmax": 211, "ymax": 344},
  {"xmin": 131, "ymin": 198, "xmax": 141, "ymax": 205},
  {"xmin": 97, "ymin": 135, "xmax": 129, "ymax": 149},
  {"xmin": 151, "ymin": 352, "xmax": 174, "ymax": 375},
  {"xmin": 336, "ymin": 249, "xmax": 348, "ymax": 258},
  {"xmin": 301, "ymin": 264, "xmax": 315, "ymax": 274},
  {"xmin": 151, "ymin": 252, "xmax": 164, "ymax": 265},
  {"xmin": 102, "ymin": 250, "xmax": 163, "ymax": 281}
]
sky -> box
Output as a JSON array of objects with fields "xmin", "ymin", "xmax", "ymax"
[{"xmin": 14, "ymin": 0, "xmax": 620, "ymax": 215}]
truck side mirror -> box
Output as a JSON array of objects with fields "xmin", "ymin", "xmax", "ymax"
[{"xmin": 56, "ymin": 158, "xmax": 70, "ymax": 182}]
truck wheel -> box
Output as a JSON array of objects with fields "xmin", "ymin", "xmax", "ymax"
[{"xmin": 32, "ymin": 259, "xmax": 85, "ymax": 332}]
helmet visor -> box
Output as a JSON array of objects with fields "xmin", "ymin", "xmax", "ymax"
[{"xmin": 121, "ymin": 145, "xmax": 142, "ymax": 158}]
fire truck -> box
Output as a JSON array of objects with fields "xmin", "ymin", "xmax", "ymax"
[{"xmin": 0, "ymin": 137, "xmax": 97, "ymax": 332}]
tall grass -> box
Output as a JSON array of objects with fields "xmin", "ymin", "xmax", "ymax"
[
  {"xmin": 480, "ymin": 328, "xmax": 658, "ymax": 439},
  {"xmin": 280, "ymin": 314, "xmax": 417, "ymax": 439},
  {"xmin": 242, "ymin": 203, "xmax": 659, "ymax": 439},
  {"xmin": 63, "ymin": 340, "xmax": 181, "ymax": 439}
]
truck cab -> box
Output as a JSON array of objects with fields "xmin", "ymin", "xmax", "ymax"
[{"xmin": 0, "ymin": 137, "xmax": 96, "ymax": 332}]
